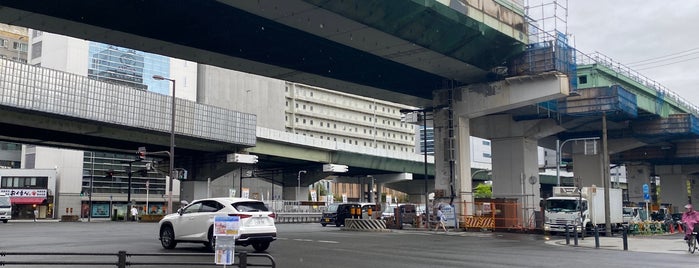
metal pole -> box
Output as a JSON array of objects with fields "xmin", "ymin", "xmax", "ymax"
[
  {"xmin": 602, "ymin": 113, "xmax": 611, "ymax": 235},
  {"xmin": 168, "ymin": 80, "xmax": 176, "ymax": 215},
  {"xmin": 297, "ymin": 170, "xmax": 306, "ymax": 201},
  {"xmin": 127, "ymin": 162, "xmax": 132, "ymax": 222},
  {"xmin": 423, "ymin": 110, "xmax": 430, "ymax": 230},
  {"xmin": 556, "ymin": 139, "xmax": 560, "ymax": 186},
  {"xmin": 89, "ymin": 152, "xmax": 94, "ymax": 222}
]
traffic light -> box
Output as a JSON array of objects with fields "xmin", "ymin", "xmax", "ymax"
[
  {"xmin": 177, "ymin": 169, "xmax": 188, "ymax": 180},
  {"xmin": 137, "ymin": 146, "xmax": 146, "ymax": 160},
  {"xmin": 105, "ymin": 170, "xmax": 114, "ymax": 179}
]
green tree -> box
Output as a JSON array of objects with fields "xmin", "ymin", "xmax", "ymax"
[{"xmin": 474, "ymin": 183, "xmax": 492, "ymax": 199}]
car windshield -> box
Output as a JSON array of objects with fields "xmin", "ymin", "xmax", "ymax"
[
  {"xmin": 546, "ymin": 200, "xmax": 579, "ymax": 212},
  {"xmin": 0, "ymin": 197, "xmax": 9, "ymax": 207},
  {"xmin": 325, "ymin": 203, "xmax": 339, "ymax": 213},
  {"xmin": 232, "ymin": 201, "xmax": 269, "ymax": 212}
]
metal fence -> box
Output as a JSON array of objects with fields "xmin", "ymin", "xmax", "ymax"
[
  {"xmin": 0, "ymin": 251, "xmax": 275, "ymax": 267},
  {"xmin": 266, "ymin": 200, "xmax": 327, "ymax": 223}
]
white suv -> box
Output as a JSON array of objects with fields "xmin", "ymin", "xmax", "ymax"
[{"xmin": 158, "ymin": 197, "xmax": 277, "ymax": 252}]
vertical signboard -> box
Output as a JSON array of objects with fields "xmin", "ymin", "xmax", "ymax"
[{"xmin": 214, "ymin": 215, "xmax": 240, "ymax": 265}]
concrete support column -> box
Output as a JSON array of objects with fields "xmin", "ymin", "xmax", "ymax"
[
  {"xmin": 571, "ymin": 142, "xmax": 604, "ymax": 187},
  {"xmin": 690, "ymin": 176, "xmax": 699, "ymax": 206},
  {"xmin": 491, "ymin": 137, "xmax": 541, "ymax": 228},
  {"xmin": 659, "ymin": 174, "xmax": 686, "ymax": 212},
  {"xmin": 655, "ymin": 165, "xmax": 688, "ymax": 212},
  {"xmin": 626, "ymin": 164, "xmax": 652, "ymax": 205},
  {"xmin": 434, "ymin": 112, "xmax": 471, "ymax": 216}
]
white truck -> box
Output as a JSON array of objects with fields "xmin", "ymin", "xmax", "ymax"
[
  {"xmin": 544, "ymin": 186, "xmax": 623, "ymax": 233},
  {"xmin": 0, "ymin": 193, "xmax": 11, "ymax": 223}
]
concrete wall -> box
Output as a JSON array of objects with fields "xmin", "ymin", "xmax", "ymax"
[
  {"xmin": 23, "ymin": 146, "xmax": 82, "ymax": 218},
  {"xmin": 30, "ymin": 32, "xmax": 89, "ymax": 76},
  {"xmin": 197, "ymin": 65, "xmax": 286, "ymax": 130}
]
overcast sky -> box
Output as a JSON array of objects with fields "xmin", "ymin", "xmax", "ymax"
[{"xmin": 565, "ymin": 1, "xmax": 699, "ymax": 106}]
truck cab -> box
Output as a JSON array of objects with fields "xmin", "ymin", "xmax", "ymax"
[
  {"xmin": 544, "ymin": 186, "xmax": 623, "ymax": 234},
  {"xmin": 0, "ymin": 193, "xmax": 12, "ymax": 223},
  {"xmin": 544, "ymin": 196, "xmax": 587, "ymax": 233}
]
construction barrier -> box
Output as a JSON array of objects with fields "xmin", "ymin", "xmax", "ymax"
[
  {"xmin": 457, "ymin": 199, "xmax": 525, "ymax": 231},
  {"xmin": 343, "ymin": 219, "xmax": 389, "ymax": 232}
]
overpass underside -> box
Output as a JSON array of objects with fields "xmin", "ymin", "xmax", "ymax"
[
  {"xmin": 0, "ymin": 0, "xmax": 527, "ymax": 107},
  {"xmin": 0, "ymin": 59, "xmax": 256, "ymax": 155}
]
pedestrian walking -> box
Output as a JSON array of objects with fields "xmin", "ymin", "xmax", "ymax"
[
  {"xmin": 131, "ymin": 206, "xmax": 139, "ymax": 222},
  {"xmin": 434, "ymin": 206, "xmax": 447, "ymax": 232}
]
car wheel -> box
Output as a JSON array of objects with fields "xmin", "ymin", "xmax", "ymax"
[
  {"xmin": 160, "ymin": 225, "xmax": 177, "ymax": 249},
  {"xmin": 252, "ymin": 241, "xmax": 270, "ymax": 252},
  {"xmin": 321, "ymin": 223, "xmax": 327, "ymax": 227},
  {"xmin": 205, "ymin": 226, "xmax": 216, "ymax": 252}
]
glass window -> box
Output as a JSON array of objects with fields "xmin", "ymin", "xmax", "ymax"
[
  {"xmin": 182, "ymin": 202, "xmax": 203, "ymax": 214},
  {"xmin": 233, "ymin": 201, "xmax": 269, "ymax": 212}
]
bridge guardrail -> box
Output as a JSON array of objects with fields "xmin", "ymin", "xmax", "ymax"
[{"xmin": 0, "ymin": 251, "xmax": 275, "ymax": 267}]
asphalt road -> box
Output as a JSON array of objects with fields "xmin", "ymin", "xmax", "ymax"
[{"xmin": 1, "ymin": 221, "xmax": 698, "ymax": 267}]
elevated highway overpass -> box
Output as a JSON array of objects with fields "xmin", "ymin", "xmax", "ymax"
[{"xmin": 2, "ymin": 0, "xmax": 697, "ymax": 220}]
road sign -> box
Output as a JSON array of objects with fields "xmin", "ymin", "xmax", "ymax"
[{"xmin": 643, "ymin": 184, "xmax": 650, "ymax": 201}]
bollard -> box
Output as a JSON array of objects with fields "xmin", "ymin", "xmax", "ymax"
[
  {"xmin": 117, "ymin": 251, "xmax": 127, "ymax": 268},
  {"xmin": 622, "ymin": 226, "xmax": 628, "ymax": 251},
  {"xmin": 594, "ymin": 226, "xmax": 600, "ymax": 248},
  {"xmin": 573, "ymin": 225, "xmax": 578, "ymax": 246},
  {"xmin": 565, "ymin": 225, "xmax": 570, "ymax": 245},
  {"xmin": 239, "ymin": 252, "xmax": 248, "ymax": 268}
]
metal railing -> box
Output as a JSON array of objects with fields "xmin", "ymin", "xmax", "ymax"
[
  {"xmin": 0, "ymin": 251, "xmax": 275, "ymax": 267},
  {"xmin": 576, "ymin": 51, "xmax": 699, "ymax": 116}
]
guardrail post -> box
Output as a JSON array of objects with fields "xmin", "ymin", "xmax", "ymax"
[
  {"xmin": 565, "ymin": 224, "xmax": 570, "ymax": 245},
  {"xmin": 239, "ymin": 252, "xmax": 247, "ymax": 268},
  {"xmin": 622, "ymin": 226, "xmax": 628, "ymax": 251},
  {"xmin": 118, "ymin": 250, "xmax": 127, "ymax": 268}
]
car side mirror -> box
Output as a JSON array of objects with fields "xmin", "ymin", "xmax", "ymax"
[{"xmin": 177, "ymin": 207, "xmax": 184, "ymax": 215}]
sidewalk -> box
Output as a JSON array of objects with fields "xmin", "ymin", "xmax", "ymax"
[{"xmin": 545, "ymin": 232, "xmax": 691, "ymax": 254}]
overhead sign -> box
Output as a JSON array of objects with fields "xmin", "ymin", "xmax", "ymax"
[{"xmin": 323, "ymin": 164, "xmax": 348, "ymax": 173}]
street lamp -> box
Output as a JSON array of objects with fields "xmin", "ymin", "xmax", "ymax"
[
  {"xmin": 297, "ymin": 170, "xmax": 307, "ymax": 201},
  {"xmin": 400, "ymin": 105, "xmax": 447, "ymax": 230},
  {"xmin": 152, "ymin": 75, "xmax": 176, "ymax": 214},
  {"xmin": 556, "ymin": 137, "xmax": 600, "ymax": 186}
]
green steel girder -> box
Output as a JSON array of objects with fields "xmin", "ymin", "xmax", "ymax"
[
  {"xmin": 304, "ymin": 0, "xmax": 526, "ymax": 71},
  {"xmin": 246, "ymin": 141, "xmax": 332, "ymax": 163},
  {"xmin": 576, "ymin": 64, "xmax": 688, "ymax": 117},
  {"xmin": 331, "ymin": 151, "xmax": 435, "ymax": 175},
  {"xmin": 248, "ymin": 140, "xmax": 434, "ymax": 175}
]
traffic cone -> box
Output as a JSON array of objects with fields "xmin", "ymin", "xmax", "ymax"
[
  {"xmin": 670, "ymin": 223, "xmax": 675, "ymax": 233},
  {"xmin": 679, "ymin": 223, "xmax": 684, "ymax": 233}
]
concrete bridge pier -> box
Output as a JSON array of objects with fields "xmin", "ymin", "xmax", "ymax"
[
  {"xmin": 432, "ymin": 72, "xmax": 570, "ymax": 222},
  {"xmin": 626, "ymin": 164, "xmax": 653, "ymax": 205},
  {"xmin": 471, "ymin": 115, "xmax": 562, "ymax": 229},
  {"xmin": 655, "ymin": 165, "xmax": 691, "ymax": 212}
]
